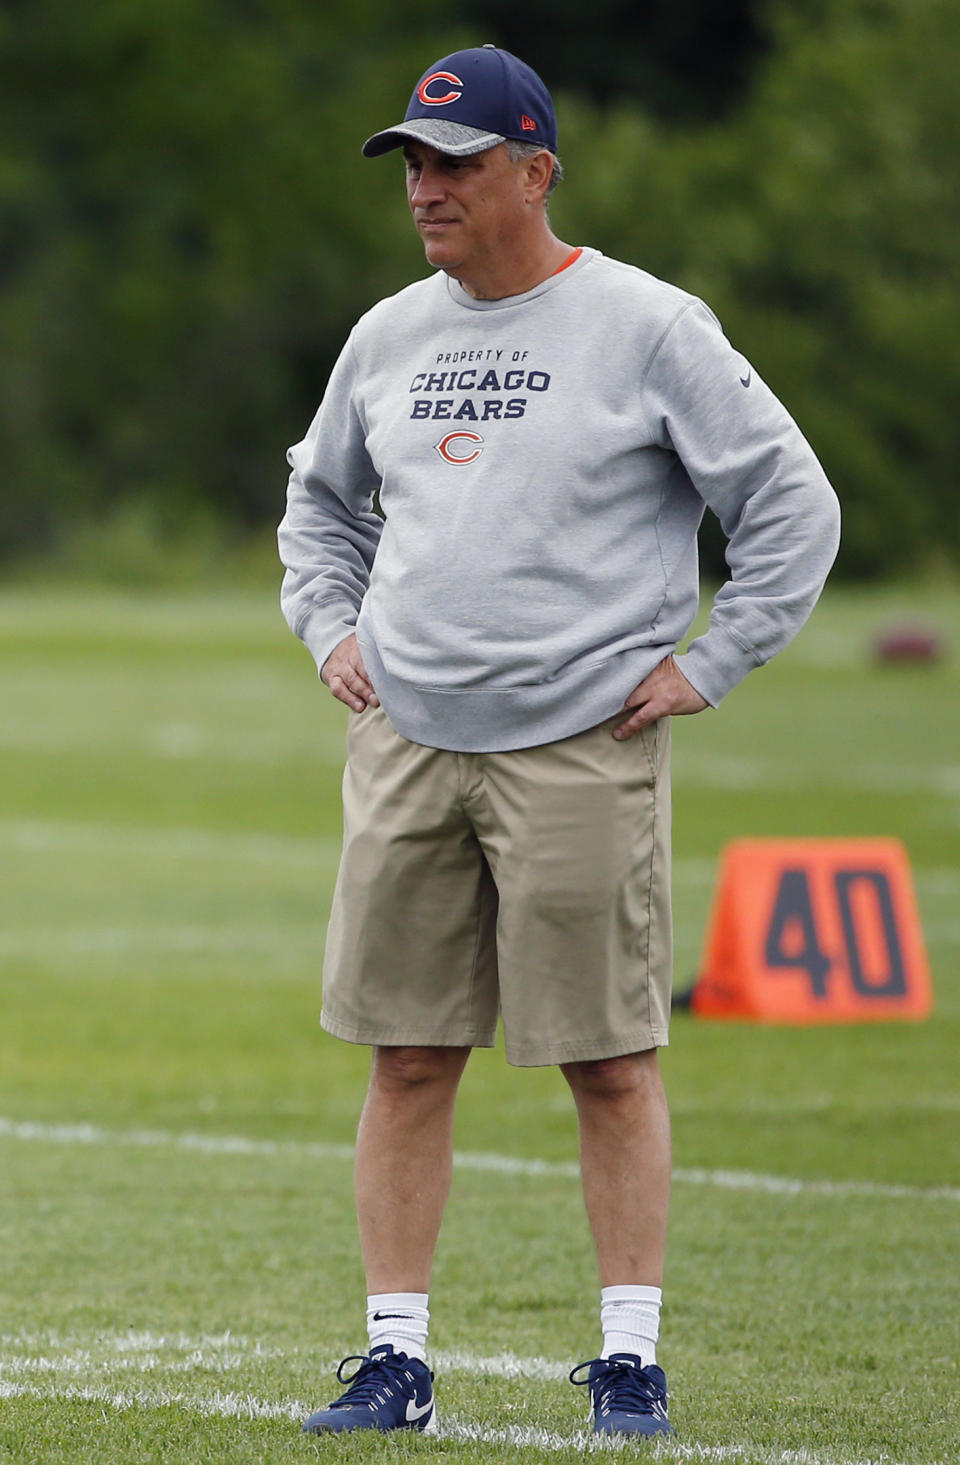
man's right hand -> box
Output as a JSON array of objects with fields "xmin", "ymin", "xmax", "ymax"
[{"xmin": 321, "ymin": 633, "xmax": 380, "ymax": 714}]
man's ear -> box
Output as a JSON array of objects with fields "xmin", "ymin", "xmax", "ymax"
[{"xmin": 523, "ymin": 149, "xmax": 555, "ymax": 203}]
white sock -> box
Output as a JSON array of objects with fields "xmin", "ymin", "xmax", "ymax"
[
  {"xmin": 366, "ymin": 1292, "xmax": 429, "ymax": 1362},
  {"xmin": 600, "ymin": 1284, "xmax": 662, "ymax": 1367}
]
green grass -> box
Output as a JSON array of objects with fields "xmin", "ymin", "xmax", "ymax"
[{"xmin": 0, "ymin": 581, "xmax": 958, "ymax": 1464}]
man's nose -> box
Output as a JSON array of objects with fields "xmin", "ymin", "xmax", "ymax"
[{"xmin": 409, "ymin": 165, "xmax": 446, "ymax": 205}]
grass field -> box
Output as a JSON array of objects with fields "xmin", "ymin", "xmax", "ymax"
[{"xmin": 0, "ymin": 581, "xmax": 958, "ymax": 1465}]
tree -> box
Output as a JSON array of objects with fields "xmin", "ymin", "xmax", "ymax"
[
  {"xmin": 549, "ymin": 0, "xmax": 960, "ymax": 575},
  {"xmin": 1, "ymin": 0, "xmax": 957, "ymax": 576}
]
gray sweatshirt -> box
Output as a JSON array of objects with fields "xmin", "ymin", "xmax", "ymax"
[{"xmin": 279, "ymin": 248, "xmax": 840, "ymax": 751}]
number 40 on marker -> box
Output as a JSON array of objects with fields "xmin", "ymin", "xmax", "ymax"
[{"xmin": 692, "ymin": 838, "xmax": 933, "ymax": 1023}]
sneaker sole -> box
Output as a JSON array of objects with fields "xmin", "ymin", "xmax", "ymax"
[{"xmin": 302, "ymin": 1407, "xmax": 438, "ymax": 1435}]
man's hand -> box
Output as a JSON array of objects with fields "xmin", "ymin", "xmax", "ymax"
[
  {"xmin": 321, "ymin": 633, "xmax": 380, "ymax": 714},
  {"xmin": 613, "ymin": 655, "xmax": 708, "ymax": 740}
]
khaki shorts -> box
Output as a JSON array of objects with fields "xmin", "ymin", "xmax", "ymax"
[{"xmin": 321, "ymin": 707, "xmax": 672, "ymax": 1067}]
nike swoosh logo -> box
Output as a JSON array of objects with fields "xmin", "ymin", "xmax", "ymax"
[
  {"xmin": 406, "ymin": 1396, "xmax": 434, "ymax": 1423},
  {"xmin": 740, "ymin": 369, "xmax": 752, "ymax": 387},
  {"xmin": 372, "ymin": 1311, "xmax": 415, "ymax": 1321}
]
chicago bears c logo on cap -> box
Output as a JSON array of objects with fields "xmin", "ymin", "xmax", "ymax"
[
  {"xmin": 435, "ymin": 431, "xmax": 484, "ymax": 464},
  {"xmin": 417, "ymin": 71, "xmax": 464, "ymax": 106}
]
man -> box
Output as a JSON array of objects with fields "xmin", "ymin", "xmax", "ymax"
[{"xmin": 278, "ymin": 44, "xmax": 840, "ymax": 1439}]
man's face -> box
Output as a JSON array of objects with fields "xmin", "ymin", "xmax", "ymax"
[{"xmin": 403, "ymin": 141, "xmax": 535, "ymax": 281}]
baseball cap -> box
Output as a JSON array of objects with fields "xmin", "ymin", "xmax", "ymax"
[{"xmin": 362, "ymin": 45, "xmax": 557, "ymax": 159}]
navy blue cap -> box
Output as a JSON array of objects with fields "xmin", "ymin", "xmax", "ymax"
[{"xmin": 362, "ymin": 46, "xmax": 557, "ymax": 158}]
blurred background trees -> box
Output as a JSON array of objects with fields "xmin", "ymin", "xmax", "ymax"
[{"xmin": 2, "ymin": 0, "xmax": 957, "ymax": 579}]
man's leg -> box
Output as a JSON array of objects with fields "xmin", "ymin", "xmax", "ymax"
[
  {"xmin": 302, "ymin": 1044, "xmax": 469, "ymax": 1436},
  {"xmin": 561, "ymin": 1048, "xmax": 670, "ymax": 1286},
  {"xmin": 356, "ymin": 1044, "xmax": 472, "ymax": 1293},
  {"xmin": 563, "ymin": 1049, "xmax": 674, "ymax": 1436}
]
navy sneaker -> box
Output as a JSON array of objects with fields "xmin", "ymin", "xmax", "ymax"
[
  {"xmin": 302, "ymin": 1344, "xmax": 436, "ymax": 1434},
  {"xmin": 570, "ymin": 1352, "xmax": 673, "ymax": 1436}
]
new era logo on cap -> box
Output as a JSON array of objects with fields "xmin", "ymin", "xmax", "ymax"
[{"xmin": 362, "ymin": 46, "xmax": 557, "ymax": 159}]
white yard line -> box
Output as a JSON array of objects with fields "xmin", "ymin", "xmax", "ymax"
[
  {"xmin": 673, "ymin": 752, "xmax": 960, "ymax": 800},
  {"xmin": 1, "ymin": 1115, "xmax": 958, "ymax": 1203},
  {"xmin": 2, "ymin": 816, "xmax": 956, "ymax": 894},
  {"xmin": 0, "ymin": 817, "xmax": 340, "ymax": 868},
  {"xmin": 0, "ymin": 817, "xmax": 712, "ymax": 887},
  {"xmin": 0, "ymin": 925, "xmax": 325, "ymax": 957},
  {"xmin": 0, "ymin": 1330, "xmax": 569, "ymax": 1381},
  {"xmin": 922, "ymin": 919, "xmax": 960, "ymax": 943},
  {"xmin": 669, "ymin": 1095, "xmax": 960, "ymax": 1116},
  {"xmin": 0, "ymin": 1335, "xmax": 288, "ymax": 1380},
  {"xmin": 0, "ymin": 1377, "xmax": 303, "ymax": 1422},
  {"xmin": 0, "ymin": 1377, "xmax": 915, "ymax": 1464},
  {"xmin": 435, "ymin": 1347, "xmax": 569, "ymax": 1380},
  {"xmin": 0, "ymin": 1328, "xmax": 269, "ymax": 1354},
  {"xmin": 3, "ymin": 916, "xmax": 954, "ymax": 961},
  {"xmin": 0, "ymin": 1116, "xmax": 351, "ymax": 1165},
  {"xmin": 442, "ymin": 1416, "xmax": 909, "ymax": 1465}
]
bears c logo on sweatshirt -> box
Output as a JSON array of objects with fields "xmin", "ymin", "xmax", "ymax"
[{"xmin": 435, "ymin": 431, "xmax": 484, "ymax": 464}]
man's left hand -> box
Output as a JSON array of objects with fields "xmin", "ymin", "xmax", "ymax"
[{"xmin": 613, "ymin": 655, "xmax": 709, "ymax": 740}]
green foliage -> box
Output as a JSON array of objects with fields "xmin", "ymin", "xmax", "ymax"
[
  {"xmin": 551, "ymin": 0, "xmax": 960, "ymax": 576},
  {"xmin": 1, "ymin": 0, "xmax": 958, "ymax": 576},
  {"xmin": 0, "ymin": 0, "xmax": 457, "ymax": 547},
  {"xmin": 456, "ymin": 0, "xmax": 771, "ymax": 119}
]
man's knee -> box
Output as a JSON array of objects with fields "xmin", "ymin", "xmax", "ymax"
[
  {"xmin": 371, "ymin": 1045, "xmax": 470, "ymax": 1094},
  {"xmin": 561, "ymin": 1049, "xmax": 661, "ymax": 1103}
]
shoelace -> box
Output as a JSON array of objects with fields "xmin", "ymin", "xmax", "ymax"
[
  {"xmin": 569, "ymin": 1356, "xmax": 666, "ymax": 1417},
  {"xmin": 329, "ymin": 1351, "xmax": 414, "ymax": 1410}
]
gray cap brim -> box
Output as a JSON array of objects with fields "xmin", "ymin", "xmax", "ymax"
[{"xmin": 362, "ymin": 118, "xmax": 505, "ymax": 158}]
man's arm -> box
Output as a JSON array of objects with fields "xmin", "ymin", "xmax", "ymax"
[
  {"xmin": 278, "ymin": 333, "xmax": 384, "ymax": 685},
  {"xmin": 321, "ymin": 631, "xmax": 380, "ymax": 714},
  {"xmin": 642, "ymin": 301, "xmax": 841, "ymax": 712},
  {"xmin": 613, "ymin": 655, "xmax": 708, "ymax": 740}
]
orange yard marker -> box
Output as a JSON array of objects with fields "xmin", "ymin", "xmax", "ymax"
[{"xmin": 691, "ymin": 838, "xmax": 933, "ymax": 1023}]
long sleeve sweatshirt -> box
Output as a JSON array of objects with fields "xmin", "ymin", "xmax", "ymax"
[{"xmin": 279, "ymin": 248, "xmax": 840, "ymax": 752}]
